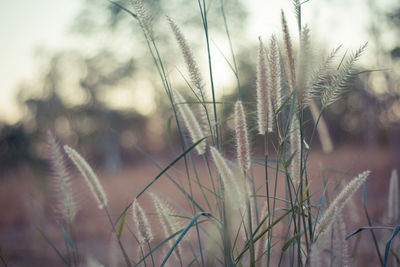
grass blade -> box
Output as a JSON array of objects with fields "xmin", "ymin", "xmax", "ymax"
[
  {"xmin": 346, "ymin": 226, "xmax": 394, "ymax": 240},
  {"xmin": 383, "ymin": 224, "xmax": 400, "ymax": 267},
  {"xmin": 118, "ymin": 210, "xmax": 127, "ymax": 239},
  {"xmin": 161, "ymin": 212, "xmax": 212, "ymax": 266},
  {"xmin": 57, "ymin": 222, "xmax": 74, "ymax": 249},
  {"xmin": 36, "ymin": 227, "xmax": 69, "ymax": 266},
  {"xmin": 115, "ymin": 137, "xmax": 208, "ymax": 224}
]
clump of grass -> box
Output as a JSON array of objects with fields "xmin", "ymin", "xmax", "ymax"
[{"xmin": 39, "ymin": 2, "xmax": 394, "ymax": 267}]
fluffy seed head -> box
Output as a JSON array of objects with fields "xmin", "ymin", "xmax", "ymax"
[
  {"xmin": 388, "ymin": 169, "xmax": 399, "ymax": 222},
  {"xmin": 296, "ymin": 25, "xmax": 312, "ymax": 108},
  {"xmin": 47, "ymin": 131, "xmax": 77, "ymax": 223},
  {"xmin": 315, "ymin": 170, "xmax": 370, "ymax": 242},
  {"xmin": 310, "ymin": 243, "xmax": 321, "ymax": 267},
  {"xmin": 167, "ymin": 16, "xmax": 211, "ymax": 135},
  {"xmin": 268, "ymin": 34, "xmax": 282, "ymax": 111},
  {"xmin": 333, "ymin": 214, "xmax": 350, "ymax": 267},
  {"xmin": 310, "ymin": 45, "xmax": 342, "ymax": 94},
  {"xmin": 289, "ymin": 117, "xmax": 301, "ymax": 186},
  {"xmin": 256, "ymin": 37, "xmax": 273, "ymax": 134},
  {"xmin": 131, "ymin": 0, "xmax": 153, "ymax": 38},
  {"xmin": 210, "ymin": 146, "xmax": 234, "ymax": 186},
  {"xmin": 309, "ymin": 101, "xmax": 334, "ymax": 153},
  {"xmin": 281, "ymin": 10, "xmax": 295, "ymax": 91},
  {"xmin": 166, "ymin": 16, "xmax": 204, "ymax": 94},
  {"xmin": 173, "ymin": 89, "xmax": 206, "ymax": 154},
  {"xmin": 132, "ymin": 200, "xmax": 153, "ymax": 244},
  {"xmin": 234, "ymin": 101, "xmax": 251, "ymax": 172},
  {"xmin": 321, "ymin": 43, "xmax": 367, "ymax": 107},
  {"xmin": 64, "ymin": 145, "xmax": 108, "ymax": 209},
  {"xmin": 210, "ymin": 146, "xmax": 246, "ymax": 207},
  {"xmin": 151, "ymin": 193, "xmax": 183, "ymax": 260}
]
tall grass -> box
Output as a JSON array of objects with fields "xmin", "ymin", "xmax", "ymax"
[{"xmin": 38, "ymin": 1, "xmax": 400, "ymax": 266}]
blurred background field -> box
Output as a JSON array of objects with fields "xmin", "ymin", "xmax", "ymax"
[{"xmin": 1, "ymin": 0, "xmax": 400, "ymax": 266}]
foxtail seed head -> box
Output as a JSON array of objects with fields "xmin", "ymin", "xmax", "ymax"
[
  {"xmin": 315, "ymin": 170, "xmax": 370, "ymax": 242},
  {"xmin": 289, "ymin": 117, "xmax": 301, "ymax": 186},
  {"xmin": 268, "ymin": 34, "xmax": 282, "ymax": 112},
  {"xmin": 321, "ymin": 43, "xmax": 367, "ymax": 107},
  {"xmin": 131, "ymin": 0, "xmax": 153, "ymax": 38},
  {"xmin": 167, "ymin": 16, "xmax": 211, "ymax": 135},
  {"xmin": 210, "ymin": 146, "xmax": 246, "ymax": 207},
  {"xmin": 166, "ymin": 16, "xmax": 204, "ymax": 94},
  {"xmin": 296, "ymin": 25, "xmax": 312, "ymax": 109},
  {"xmin": 47, "ymin": 131, "xmax": 77, "ymax": 223},
  {"xmin": 132, "ymin": 200, "xmax": 153, "ymax": 244},
  {"xmin": 333, "ymin": 214, "xmax": 350, "ymax": 267},
  {"xmin": 256, "ymin": 37, "xmax": 273, "ymax": 134},
  {"xmin": 234, "ymin": 101, "xmax": 251, "ymax": 172},
  {"xmin": 172, "ymin": 89, "xmax": 206, "ymax": 154},
  {"xmin": 281, "ymin": 10, "xmax": 295, "ymax": 91},
  {"xmin": 151, "ymin": 193, "xmax": 183, "ymax": 261},
  {"xmin": 64, "ymin": 145, "xmax": 108, "ymax": 209}
]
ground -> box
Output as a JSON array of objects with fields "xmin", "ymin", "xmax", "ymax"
[{"xmin": 0, "ymin": 144, "xmax": 397, "ymax": 266}]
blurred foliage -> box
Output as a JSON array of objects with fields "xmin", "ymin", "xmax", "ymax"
[
  {"xmin": 8, "ymin": 50, "xmax": 150, "ymax": 172},
  {"xmin": 0, "ymin": 0, "xmax": 249, "ymax": 171}
]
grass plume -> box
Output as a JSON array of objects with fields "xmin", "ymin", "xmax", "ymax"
[
  {"xmin": 296, "ymin": 25, "xmax": 312, "ymax": 108},
  {"xmin": 256, "ymin": 37, "xmax": 273, "ymax": 134},
  {"xmin": 132, "ymin": 200, "xmax": 153, "ymax": 244},
  {"xmin": 281, "ymin": 10, "xmax": 295, "ymax": 91},
  {"xmin": 321, "ymin": 43, "xmax": 367, "ymax": 107},
  {"xmin": 234, "ymin": 101, "xmax": 251, "ymax": 172},
  {"xmin": 315, "ymin": 170, "xmax": 370, "ymax": 242},
  {"xmin": 64, "ymin": 145, "xmax": 108, "ymax": 209},
  {"xmin": 47, "ymin": 131, "xmax": 77, "ymax": 224},
  {"xmin": 268, "ymin": 34, "xmax": 282, "ymax": 112},
  {"xmin": 172, "ymin": 89, "xmax": 206, "ymax": 155}
]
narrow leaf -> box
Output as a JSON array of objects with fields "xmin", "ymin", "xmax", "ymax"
[
  {"xmin": 115, "ymin": 136, "xmax": 208, "ymax": 225},
  {"xmin": 118, "ymin": 210, "xmax": 127, "ymax": 239},
  {"xmin": 383, "ymin": 224, "xmax": 400, "ymax": 267},
  {"xmin": 57, "ymin": 222, "xmax": 74, "ymax": 249},
  {"xmin": 161, "ymin": 212, "xmax": 212, "ymax": 266}
]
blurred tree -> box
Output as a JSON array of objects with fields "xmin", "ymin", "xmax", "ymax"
[
  {"xmin": 11, "ymin": 50, "xmax": 148, "ymax": 172},
  {"xmin": 0, "ymin": 0, "xmax": 250, "ymax": 171}
]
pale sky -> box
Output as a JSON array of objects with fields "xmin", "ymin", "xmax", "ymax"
[
  {"xmin": 0, "ymin": 0, "xmax": 397, "ymax": 124},
  {"xmin": 0, "ymin": 0, "xmax": 81, "ymax": 124}
]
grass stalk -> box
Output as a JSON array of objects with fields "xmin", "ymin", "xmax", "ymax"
[
  {"xmin": 363, "ymin": 203, "xmax": 384, "ymax": 265},
  {"xmin": 264, "ymin": 133, "xmax": 273, "ymax": 267},
  {"xmin": 197, "ymin": 0, "xmax": 220, "ymax": 149},
  {"xmin": 104, "ymin": 206, "xmax": 132, "ymax": 267}
]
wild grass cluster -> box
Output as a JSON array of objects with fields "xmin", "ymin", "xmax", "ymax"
[{"xmin": 40, "ymin": 0, "xmax": 400, "ymax": 266}]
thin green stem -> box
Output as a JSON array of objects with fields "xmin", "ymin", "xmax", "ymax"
[
  {"xmin": 146, "ymin": 241, "xmax": 155, "ymax": 267},
  {"xmin": 363, "ymin": 203, "xmax": 384, "ymax": 265},
  {"xmin": 198, "ymin": 0, "xmax": 220, "ymax": 149},
  {"xmin": 104, "ymin": 206, "xmax": 132, "ymax": 267},
  {"xmin": 264, "ymin": 133, "xmax": 272, "ymax": 267},
  {"xmin": 219, "ymin": 0, "xmax": 242, "ymax": 100},
  {"xmin": 195, "ymin": 223, "xmax": 205, "ymax": 267}
]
